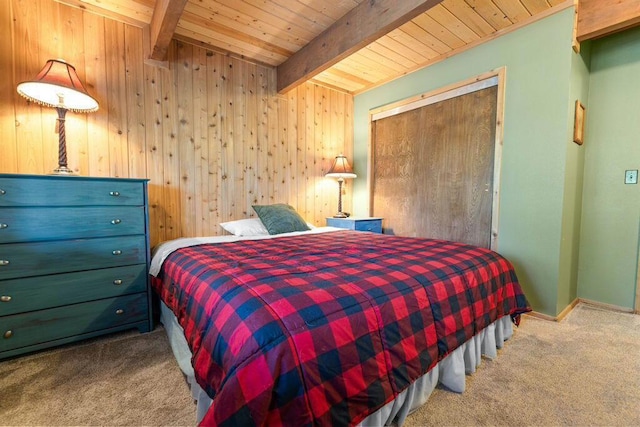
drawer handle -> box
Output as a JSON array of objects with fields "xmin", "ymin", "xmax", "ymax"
[
  {"xmin": 0, "ymin": 223, "xmax": 7, "ymax": 229},
  {"xmin": 112, "ymin": 250, "xmax": 122, "ymax": 255},
  {"xmin": 0, "ymin": 260, "xmax": 9, "ymax": 266},
  {"xmin": 113, "ymin": 279, "xmax": 123, "ymax": 285},
  {"xmin": 0, "ymin": 296, "xmax": 11, "ymax": 302},
  {"xmin": 3, "ymin": 330, "xmax": 12, "ymax": 339},
  {"xmin": 0, "ymin": 189, "xmax": 5, "ymax": 195},
  {"xmin": 115, "ymin": 309, "xmax": 124, "ymax": 315},
  {"xmin": 111, "ymin": 219, "xmax": 122, "ymax": 225},
  {"xmin": 109, "ymin": 191, "xmax": 120, "ymax": 197}
]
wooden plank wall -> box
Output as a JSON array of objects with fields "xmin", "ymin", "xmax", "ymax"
[{"xmin": 0, "ymin": 0, "xmax": 354, "ymax": 247}]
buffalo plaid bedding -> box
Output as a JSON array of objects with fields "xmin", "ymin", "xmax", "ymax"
[{"xmin": 151, "ymin": 230, "xmax": 530, "ymax": 426}]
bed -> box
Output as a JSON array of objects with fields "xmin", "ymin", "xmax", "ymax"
[{"xmin": 149, "ymin": 224, "xmax": 531, "ymax": 426}]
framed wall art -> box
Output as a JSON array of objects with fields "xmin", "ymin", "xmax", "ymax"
[{"xmin": 573, "ymin": 100, "xmax": 585, "ymax": 145}]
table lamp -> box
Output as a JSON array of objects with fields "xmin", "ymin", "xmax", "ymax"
[
  {"xmin": 326, "ymin": 154, "xmax": 357, "ymax": 218},
  {"xmin": 17, "ymin": 59, "xmax": 99, "ymax": 174}
]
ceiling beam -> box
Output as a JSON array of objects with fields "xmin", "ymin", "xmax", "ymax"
[
  {"xmin": 54, "ymin": 0, "xmax": 149, "ymax": 28},
  {"xmin": 148, "ymin": 0, "xmax": 189, "ymax": 61},
  {"xmin": 577, "ymin": 0, "xmax": 640, "ymax": 41},
  {"xmin": 276, "ymin": 0, "xmax": 443, "ymax": 93}
]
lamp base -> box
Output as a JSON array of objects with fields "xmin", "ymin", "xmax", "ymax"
[
  {"xmin": 52, "ymin": 165, "xmax": 76, "ymax": 175},
  {"xmin": 333, "ymin": 212, "xmax": 350, "ymax": 218}
]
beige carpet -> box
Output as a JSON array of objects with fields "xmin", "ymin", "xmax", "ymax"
[
  {"xmin": 1, "ymin": 303, "xmax": 638, "ymax": 426},
  {"xmin": 405, "ymin": 303, "xmax": 640, "ymax": 426},
  {"xmin": 0, "ymin": 328, "xmax": 193, "ymax": 426}
]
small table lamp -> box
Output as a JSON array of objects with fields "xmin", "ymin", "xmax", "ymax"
[
  {"xmin": 17, "ymin": 59, "xmax": 99, "ymax": 174},
  {"xmin": 326, "ymin": 154, "xmax": 357, "ymax": 218}
]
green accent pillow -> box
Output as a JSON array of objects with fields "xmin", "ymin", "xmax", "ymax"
[{"xmin": 252, "ymin": 204, "xmax": 310, "ymax": 235}]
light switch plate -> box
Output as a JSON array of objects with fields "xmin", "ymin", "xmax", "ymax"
[{"xmin": 625, "ymin": 170, "xmax": 638, "ymax": 184}]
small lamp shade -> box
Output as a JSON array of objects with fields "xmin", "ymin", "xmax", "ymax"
[
  {"xmin": 326, "ymin": 155, "xmax": 357, "ymax": 179},
  {"xmin": 326, "ymin": 155, "xmax": 356, "ymax": 218},
  {"xmin": 17, "ymin": 59, "xmax": 98, "ymax": 112},
  {"xmin": 17, "ymin": 59, "xmax": 99, "ymax": 174}
]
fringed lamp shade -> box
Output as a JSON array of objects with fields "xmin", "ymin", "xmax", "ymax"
[
  {"xmin": 326, "ymin": 155, "xmax": 357, "ymax": 218},
  {"xmin": 17, "ymin": 59, "xmax": 99, "ymax": 174}
]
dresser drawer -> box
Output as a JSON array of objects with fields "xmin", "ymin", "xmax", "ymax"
[
  {"xmin": 0, "ymin": 293, "xmax": 148, "ymax": 353},
  {"xmin": 0, "ymin": 177, "xmax": 143, "ymax": 207},
  {"xmin": 0, "ymin": 206, "xmax": 145, "ymax": 243},
  {"xmin": 0, "ymin": 264, "xmax": 147, "ymax": 315},
  {"xmin": 0, "ymin": 235, "xmax": 147, "ymax": 280}
]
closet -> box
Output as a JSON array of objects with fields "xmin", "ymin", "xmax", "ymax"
[{"xmin": 370, "ymin": 74, "xmax": 503, "ymax": 249}]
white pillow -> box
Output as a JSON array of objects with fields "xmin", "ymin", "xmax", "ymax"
[{"xmin": 220, "ymin": 218, "xmax": 269, "ymax": 236}]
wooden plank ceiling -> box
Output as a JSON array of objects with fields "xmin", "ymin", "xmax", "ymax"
[{"xmin": 58, "ymin": 0, "xmax": 570, "ymax": 94}]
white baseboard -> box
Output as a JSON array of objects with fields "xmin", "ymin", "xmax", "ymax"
[{"xmin": 527, "ymin": 297, "xmax": 635, "ymax": 322}]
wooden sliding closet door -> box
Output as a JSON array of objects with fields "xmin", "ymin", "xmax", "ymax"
[{"xmin": 371, "ymin": 85, "xmax": 498, "ymax": 248}]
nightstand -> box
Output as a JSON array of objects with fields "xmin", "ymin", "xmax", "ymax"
[{"xmin": 326, "ymin": 217, "xmax": 383, "ymax": 233}]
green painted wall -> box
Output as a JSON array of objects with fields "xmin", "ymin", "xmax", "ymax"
[
  {"xmin": 578, "ymin": 28, "xmax": 640, "ymax": 309},
  {"xmin": 557, "ymin": 43, "xmax": 591, "ymax": 314},
  {"xmin": 353, "ymin": 9, "xmax": 577, "ymax": 316}
]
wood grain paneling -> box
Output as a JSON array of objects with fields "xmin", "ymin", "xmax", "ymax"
[
  {"xmin": 1, "ymin": 0, "xmax": 353, "ymax": 247},
  {"xmin": 0, "ymin": 1, "xmax": 18, "ymax": 173},
  {"xmin": 276, "ymin": 0, "xmax": 444, "ymax": 92},
  {"xmin": 577, "ymin": 0, "xmax": 640, "ymax": 41},
  {"xmin": 372, "ymin": 85, "xmax": 498, "ymax": 248},
  {"xmin": 54, "ymin": 0, "xmax": 568, "ymax": 94}
]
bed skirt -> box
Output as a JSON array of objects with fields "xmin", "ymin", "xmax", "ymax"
[{"xmin": 160, "ymin": 302, "xmax": 513, "ymax": 426}]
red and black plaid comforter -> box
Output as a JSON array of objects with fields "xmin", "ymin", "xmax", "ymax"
[{"xmin": 151, "ymin": 230, "xmax": 530, "ymax": 426}]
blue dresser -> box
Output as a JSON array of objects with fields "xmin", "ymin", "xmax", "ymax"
[
  {"xmin": 326, "ymin": 217, "xmax": 383, "ymax": 233},
  {"xmin": 0, "ymin": 174, "xmax": 152, "ymax": 359}
]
